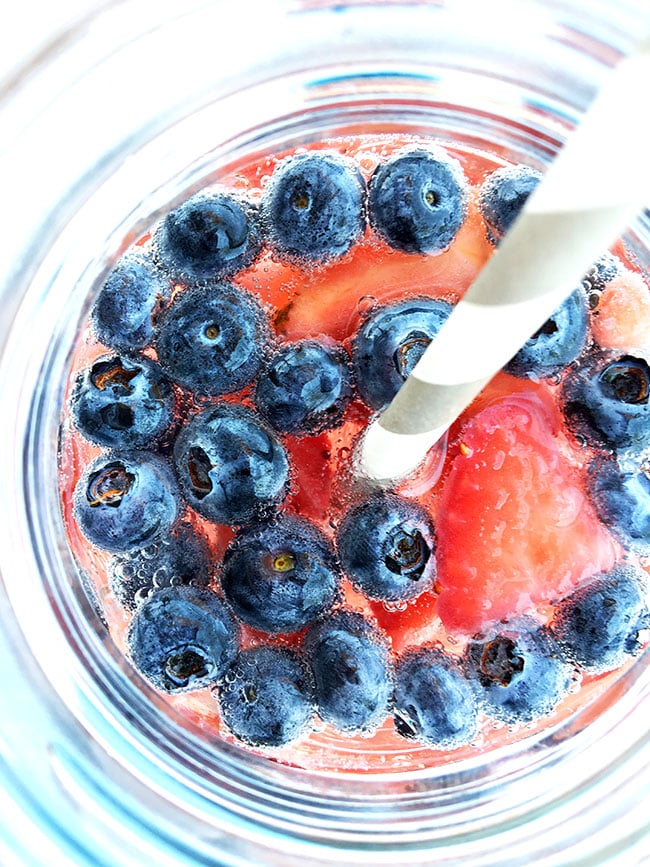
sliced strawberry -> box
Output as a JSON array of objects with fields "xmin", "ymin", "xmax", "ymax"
[
  {"xmin": 435, "ymin": 393, "xmax": 620, "ymax": 635},
  {"xmin": 591, "ymin": 269, "xmax": 650, "ymax": 356},
  {"xmin": 284, "ymin": 431, "xmax": 338, "ymax": 525},
  {"xmin": 271, "ymin": 208, "xmax": 490, "ymax": 344}
]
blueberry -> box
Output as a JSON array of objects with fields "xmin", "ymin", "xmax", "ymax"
[
  {"xmin": 155, "ymin": 282, "xmax": 269, "ymax": 397},
  {"xmin": 254, "ymin": 339, "xmax": 354, "ymax": 435},
  {"xmin": 561, "ymin": 352, "xmax": 650, "ymax": 454},
  {"xmin": 173, "ymin": 403, "xmax": 289, "ymax": 525},
  {"xmin": 304, "ymin": 611, "xmax": 393, "ymax": 735},
  {"xmin": 478, "ymin": 164, "xmax": 542, "ymax": 243},
  {"xmin": 70, "ymin": 353, "xmax": 175, "ymax": 449},
  {"xmin": 127, "ymin": 585, "xmax": 239, "ymax": 694},
  {"xmin": 352, "ymin": 297, "xmax": 453, "ymax": 410},
  {"xmin": 551, "ymin": 564, "xmax": 650, "ymax": 673},
  {"xmin": 261, "ymin": 152, "xmax": 366, "ymax": 263},
  {"xmin": 587, "ymin": 456, "xmax": 650, "ymax": 555},
  {"xmin": 393, "ymin": 647, "xmax": 479, "ymax": 748},
  {"xmin": 465, "ymin": 620, "xmax": 572, "ymax": 723},
  {"xmin": 154, "ymin": 190, "xmax": 261, "ymax": 282},
  {"xmin": 217, "ymin": 645, "xmax": 315, "ymax": 747},
  {"xmin": 368, "ymin": 148, "xmax": 468, "ymax": 254},
  {"xmin": 109, "ymin": 521, "xmax": 212, "ymax": 611},
  {"xmin": 220, "ymin": 514, "xmax": 341, "ymax": 634},
  {"xmin": 73, "ymin": 452, "xmax": 180, "ymax": 553},
  {"xmin": 506, "ymin": 287, "xmax": 588, "ymax": 379},
  {"xmin": 91, "ymin": 253, "xmax": 169, "ymax": 351},
  {"xmin": 337, "ymin": 492, "xmax": 436, "ymax": 602}
]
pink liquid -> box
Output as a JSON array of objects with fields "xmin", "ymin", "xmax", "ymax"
[{"xmin": 58, "ymin": 133, "xmax": 650, "ymax": 772}]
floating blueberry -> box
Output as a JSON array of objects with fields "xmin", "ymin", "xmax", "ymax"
[
  {"xmin": 128, "ymin": 585, "xmax": 239, "ymax": 694},
  {"xmin": 91, "ymin": 253, "xmax": 169, "ymax": 351},
  {"xmin": 70, "ymin": 353, "xmax": 175, "ymax": 449},
  {"xmin": 109, "ymin": 521, "xmax": 212, "ymax": 611},
  {"xmin": 217, "ymin": 645, "xmax": 315, "ymax": 748},
  {"xmin": 155, "ymin": 282, "xmax": 269, "ymax": 397},
  {"xmin": 478, "ymin": 164, "xmax": 542, "ymax": 243},
  {"xmin": 261, "ymin": 152, "xmax": 366, "ymax": 263},
  {"xmin": 73, "ymin": 452, "xmax": 180, "ymax": 553},
  {"xmin": 337, "ymin": 492, "xmax": 436, "ymax": 602},
  {"xmin": 220, "ymin": 514, "xmax": 341, "ymax": 634},
  {"xmin": 304, "ymin": 610, "xmax": 393, "ymax": 735},
  {"xmin": 561, "ymin": 352, "xmax": 650, "ymax": 454},
  {"xmin": 173, "ymin": 403, "xmax": 289, "ymax": 525},
  {"xmin": 368, "ymin": 147, "xmax": 468, "ymax": 254},
  {"xmin": 254, "ymin": 339, "xmax": 354, "ymax": 435},
  {"xmin": 393, "ymin": 647, "xmax": 479, "ymax": 748},
  {"xmin": 352, "ymin": 296, "xmax": 453, "ymax": 410},
  {"xmin": 587, "ymin": 456, "xmax": 650, "ymax": 555},
  {"xmin": 154, "ymin": 190, "xmax": 261, "ymax": 282},
  {"xmin": 465, "ymin": 619, "xmax": 572, "ymax": 724},
  {"xmin": 551, "ymin": 564, "xmax": 650, "ymax": 673},
  {"xmin": 506, "ymin": 287, "xmax": 588, "ymax": 379}
]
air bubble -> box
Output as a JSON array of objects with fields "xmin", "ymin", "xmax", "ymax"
[
  {"xmin": 357, "ymin": 295, "xmax": 378, "ymax": 316},
  {"xmin": 311, "ymin": 717, "xmax": 327, "ymax": 734},
  {"xmin": 588, "ymin": 289, "xmax": 602, "ymax": 311},
  {"xmin": 338, "ymin": 446, "xmax": 350, "ymax": 461},
  {"xmin": 358, "ymin": 153, "xmax": 379, "ymax": 174},
  {"xmin": 152, "ymin": 567, "xmax": 168, "ymax": 587},
  {"xmin": 382, "ymin": 600, "xmax": 403, "ymax": 613}
]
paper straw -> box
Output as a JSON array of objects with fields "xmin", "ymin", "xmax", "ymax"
[{"xmin": 359, "ymin": 38, "xmax": 650, "ymax": 482}]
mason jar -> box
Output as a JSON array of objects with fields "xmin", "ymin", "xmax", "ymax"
[{"xmin": 1, "ymin": 1, "xmax": 649, "ymax": 864}]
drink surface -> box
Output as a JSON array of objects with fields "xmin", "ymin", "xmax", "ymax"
[{"xmin": 58, "ymin": 133, "xmax": 650, "ymax": 772}]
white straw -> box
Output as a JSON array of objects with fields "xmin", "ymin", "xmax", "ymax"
[{"xmin": 359, "ymin": 38, "xmax": 650, "ymax": 482}]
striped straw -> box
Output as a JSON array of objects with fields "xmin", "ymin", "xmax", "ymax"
[{"xmin": 359, "ymin": 38, "xmax": 650, "ymax": 482}]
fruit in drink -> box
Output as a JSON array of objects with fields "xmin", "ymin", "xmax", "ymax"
[{"xmin": 60, "ymin": 133, "xmax": 650, "ymax": 769}]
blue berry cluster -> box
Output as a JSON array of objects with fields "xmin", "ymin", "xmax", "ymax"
[
  {"xmin": 336, "ymin": 492, "xmax": 436, "ymax": 602},
  {"xmin": 368, "ymin": 148, "xmax": 468, "ymax": 254},
  {"xmin": 352, "ymin": 297, "xmax": 453, "ymax": 409},
  {"xmin": 66, "ymin": 144, "xmax": 650, "ymax": 753},
  {"xmin": 254, "ymin": 339, "xmax": 354, "ymax": 434},
  {"xmin": 69, "ymin": 147, "xmax": 472, "ymax": 748},
  {"xmin": 506, "ymin": 288, "xmax": 589, "ymax": 380},
  {"xmin": 72, "ymin": 147, "xmax": 471, "ymax": 562},
  {"xmin": 478, "ymin": 164, "xmax": 542, "ymax": 244},
  {"xmin": 561, "ymin": 353, "xmax": 650, "ymax": 551},
  {"xmin": 220, "ymin": 514, "xmax": 341, "ymax": 634},
  {"xmin": 465, "ymin": 619, "xmax": 572, "ymax": 724},
  {"xmin": 551, "ymin": 564, "xmax": 650, "ymax": 673}
]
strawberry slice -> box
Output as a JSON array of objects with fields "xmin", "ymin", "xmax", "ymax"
[
  {"xmin": 234, "ymin": 182, "xmax": 491, "ymax": 346},
  {"xmin": 435, "ymin": 393, "xmax": 620, "ymax": 635},
  {"xmin": 591, "ymin": 268, "xmax": 650, "ymax": 356}
]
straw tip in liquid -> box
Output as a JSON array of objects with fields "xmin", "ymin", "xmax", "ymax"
[{"xmin": 357, "ymin": 420, "xmax": 445, "ymax": 484}]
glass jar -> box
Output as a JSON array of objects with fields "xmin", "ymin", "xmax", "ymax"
[{"xmin": 1, "ymin": 1, "xmax": 649, "ymax": 864}]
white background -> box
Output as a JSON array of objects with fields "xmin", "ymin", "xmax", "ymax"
[{"xmin": 0, "ymin": 0, "xmax": 103, "ymax": 84}]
